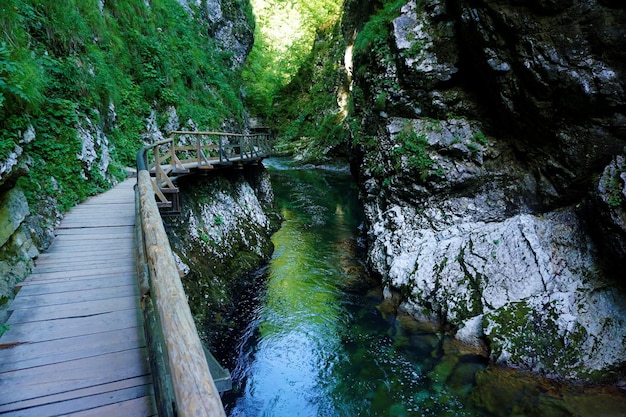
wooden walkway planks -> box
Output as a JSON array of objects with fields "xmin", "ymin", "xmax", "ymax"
[{"xmin": 0, "ymin": 179, "xmax": 156, "ymax": 417}]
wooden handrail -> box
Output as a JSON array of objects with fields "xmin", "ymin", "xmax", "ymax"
[
  {"xmin": 169, "ymin": 130, "xmax": 253, "ymax": 136},
  {"xmin": 136, "ymin": 142, "xmax": 226, "ymax": 417},
  {"xmin": 134, "ymin": 130, "xmax": 272, "ymax": 415}
]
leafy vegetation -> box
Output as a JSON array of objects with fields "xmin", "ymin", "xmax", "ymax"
[
  {"xmin": 1, "ymin": 0, "xmax": 248, "ymax": 212},
  {"xmin": 270, "ymin": 18, "xmax": 349, "ymax": 162},
  {"xmin": 392, "ymin": 123, "xmax": 440, "ymax": 182},
  {"xmin": 243, "ymin": 0, "xmax": 342, "ymax": 120},
  {"xmin": 352, "ymin": 0, "xmax": 405, "ymax": 57}
]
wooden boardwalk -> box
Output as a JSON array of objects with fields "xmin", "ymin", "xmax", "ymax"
[{"xmin": 0, "ymin": 179, "xmax": 156, "ymax": 416}]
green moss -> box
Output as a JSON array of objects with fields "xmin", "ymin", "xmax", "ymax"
[
  {"xmin": 390, "ymin": 122, "xmax": 441, "ymax": 182},
  {"xmin": 607, "ymin": 175, "xmax": 624, "ymax": 208},
  {"xmin": 485, "ymin": 301, "xmax": 589, "ymax": 376},
  {"xmin": 353, "ymin": 0, "xmax": 406, "ymax": 56}
]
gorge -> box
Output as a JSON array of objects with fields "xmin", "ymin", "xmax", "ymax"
[{"xmin": 1, "ymin": 0, "xmax": 626, "ymax": 415}]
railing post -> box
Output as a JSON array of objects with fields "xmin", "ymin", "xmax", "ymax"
[
  {"xmin": 196, "ymin": 133, "xmax": 201, "ymax": 168},
  {"xmin": 218, "ymin": 135, "xmax": 224, "ymax": 163},
  {"xmin": 153, "ymin": 146, "xmax": 160, "ymax": 186}
]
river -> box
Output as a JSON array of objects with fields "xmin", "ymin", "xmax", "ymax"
[{"xmin": 220, "ymin": 158, "xmax": 626, "ymax": 417}]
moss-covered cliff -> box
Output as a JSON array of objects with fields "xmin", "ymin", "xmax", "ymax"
[
  {"xmin": 164, "ymin": 165, "xmax": 280, "ymax": 356},
  {"xmin": 0, "ymin": 0, "xmax": 254, "ymax": 320}
]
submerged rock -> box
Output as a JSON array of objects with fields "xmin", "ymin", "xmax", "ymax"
[{"xmin": 470, "ymin": 366, "xmax": 626, "ymax": 417}]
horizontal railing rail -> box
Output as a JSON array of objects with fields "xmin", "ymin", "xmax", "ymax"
[{"xmin": 135, "ymin": 142, "xmax": 227, "ymax": 417}]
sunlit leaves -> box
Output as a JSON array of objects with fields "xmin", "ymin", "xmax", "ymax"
[{"xmin": 243, "ymin": 0, "xmax": 343, "ymax": 118}]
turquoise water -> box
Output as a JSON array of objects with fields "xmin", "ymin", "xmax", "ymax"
[
  {"xmin": 222, "ymin": 159, "xmax": 488, "ymax": 416},
  {"xmin": 221, "ymin": 159, "xmax": 626, "ymax": 417}
]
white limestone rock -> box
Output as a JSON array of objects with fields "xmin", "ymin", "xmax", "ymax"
[{"xmin": 367, "ymin": 197, "xmax": 626, "ymax": 378}]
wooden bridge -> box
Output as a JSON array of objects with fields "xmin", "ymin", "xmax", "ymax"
[
  {"xmin": 0, "ymin": 131, "xmax": 271, "ymax": 416},
  {"xmin": 143, "ymin": 131, "xmax": 272, "ymax": 216}
]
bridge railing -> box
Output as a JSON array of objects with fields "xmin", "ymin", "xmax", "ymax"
[
  {"xmin": 168, "ymin": 131, "xmax": 272, "ymax": 165},
  {"xmin": 141, "ymin": 131, "xmax": 272, "ymax": 212},
  {"xmin": 135, "ymin": 142, "xmax": 227, "ymax": 417}
]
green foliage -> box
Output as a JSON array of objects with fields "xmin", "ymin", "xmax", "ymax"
[
  {"xmin": 269, "ymin": 15, "xmax": 349, "ymax": 162},
  {"xmin": 607, "ymin": 175, "xmax": 625, "ymax": 208},
  {"xmin": 199, "ymin": 232, "xmax": 211, "ymax": 243},
  {"xmin": 243, "ymin": 0, "xmax": 343, "ymax": 119},
  {"xmin": 472, "ymin": 131, "xmax": 487, "ymax": 145},
  {"xmin": 353, "ymin": 0, "xmax": 406, "ymax": 56},
  {"xmin": 392, "ymin": 123, "xmax": 439, "ymax": 182},
  {"xmin": 1, "ymin": 0, "xmax": 249, "ymax": 211}
]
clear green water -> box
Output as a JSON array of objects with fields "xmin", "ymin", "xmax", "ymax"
[{"xmin": 222, "ymin": 159, "xmax": 626, "ymax": 417}]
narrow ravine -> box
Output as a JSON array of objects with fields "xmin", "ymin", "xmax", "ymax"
[
  {"xmin": 221, "ymin": 158, "xmax": 485, "ymax": 416},
  {"xmin": 219, "ymin": 158, "xmax": 626, "ymax": 417}
]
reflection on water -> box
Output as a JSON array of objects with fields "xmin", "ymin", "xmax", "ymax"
[{"xmin": 223, "ymin": 158, "xmax": 626, "ymax": 417}]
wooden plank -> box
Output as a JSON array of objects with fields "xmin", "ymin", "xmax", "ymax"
[
  {"xmin": 15, "ymin": 275, "xmax": 131, "ymax": 295},
  {"xmin": 63, "ymin": 394, "xmax": 156, "ymax": 417},
  {"xmin": 63, "ymin": 209, "xmax": 135, "ymax": 217},
  {"xmin": 31, "ymin": 261, "xmax": 134, "ymax": 272},
  {"xmin": 25, "ymin": 266, "xmax": 135, "ymax": 281},
  {"xmin": 0, "ymin": 384, "xmax": 154, "ymax": 417},
  {"xmin": 54, "ymin": 226, "xmax": 134, "ymax": 236},
  {"xmin": 34, "ymin": 254, "xmax": 135, "ymax": 265},
  {"xmin": 0, "ymin": 375, "xmax": 152, "ymax": 409},
  {"xmin": 31, "ymin": 260, "xmax": 135, "ymax": 273},
  {"xmin": 37, "ymin": 249, "xmax": 133, "ymax": 263},
  {"xmin": 8, "ymin": 285, "xmax": 138, "ymax": 310},
  {"xmin": 7, "ymin": 295, "xmax": 139, "ymax": 324},
  {"xmin": 0, "ymin": 309, "xmax": 141, "ymax": 344},
  {"xmin": 39, "ymin": 244, "xmax": 135, "ymax": 255},
  {"xmin": 68, "ymin": 202, "xmax": 136, "ymax": 209},
  {"xmin": 17, "ymin": 272, "xmax": 136, "ymax": 287},
  {"xmin": 34, "ymin": 251, "xmax": 134, "ymax": 263},
  {"xmin": 37, "ymin": 243, "xmax": 134, "ymax": 255},
  {"xmin": 43, "ymin": 236, "xmax": 135, "ymax": 245},
  {"xmin": 0, "ymin": 349, "xmax": 150, "ymax": 406},
  {"xmin": 0, "ymin": 327, "xmax": 145, "ymax": 373},
  {"xmin": 57, "ymin": 220, "xmax": 135, "ymax": 229}
]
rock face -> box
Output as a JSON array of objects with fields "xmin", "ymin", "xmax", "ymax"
[
  {"xmin": 174, "ymin": 0, "xmax": 255, "ymax": 66},
  {"xmin": 344, "ymin": 0, "xmax": 626, "ymax": 380},
  {"xmin": 164, "ymin": 166, "xmax": 279, "ymax": 348}
]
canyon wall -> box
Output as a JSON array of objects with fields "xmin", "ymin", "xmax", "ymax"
[
  {"xmin": 164, "ymin": 166, "xmax": 279, "ymax": 353},
  {"xmin": 0, "ymin": 0, "xmax": 254, "ymax": 322},
  {"xmin": 344, "ymin": 0, "xmax": 626, "ymax": 381}
]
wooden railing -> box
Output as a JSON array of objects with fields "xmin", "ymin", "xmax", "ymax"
[
  {"xmin": 134, "ymin": 131, "xmax": 271, "ymax": 416},
  {"xmin": 140, "ymin": 131, "xmax": 272, "ymax": 214}
]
